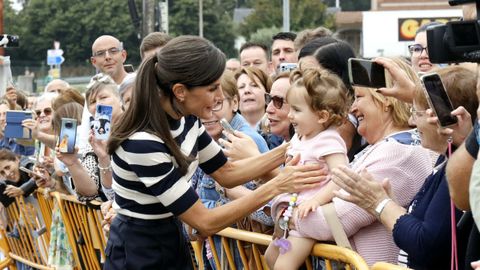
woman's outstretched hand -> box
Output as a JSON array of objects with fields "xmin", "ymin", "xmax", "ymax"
[{"xmin": 272, "ymin": 154, "xmax": 328, "ymax": 195}]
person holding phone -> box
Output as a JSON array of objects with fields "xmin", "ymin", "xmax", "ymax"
[
  {"xmin": 331, "ymin": 64, "xmax": 478, "ymax": 269},
  {"xmin": 104, "ymin": 36, "xmax": 324, "ymax": 269},
  {"xmin": 55, "ymin": 74, "xmax": 123, "ymax": 202},
  {"xmin": 0, "ymin": 149, "xmax": 38, "ymax": 204}
]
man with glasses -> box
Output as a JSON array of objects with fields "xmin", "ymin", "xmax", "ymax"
[
  {"xmin": 90, "ymin": 35, "xmax": 129, "ymax": 85},
  {"xmin": 408, "ymin": 22, "xmax": 443, "ymax": 75}
]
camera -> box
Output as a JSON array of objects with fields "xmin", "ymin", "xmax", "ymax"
[
  {"xmin": 0, "ymin": 34, "xmax": 19, "ymax": 48},
  {"xmin": 427, "ymin": 0, "xmax": 480, "ymax": 63},
  {"xmin": 65, "ymin": 122, "xmax": 73, "ymax": 129}
]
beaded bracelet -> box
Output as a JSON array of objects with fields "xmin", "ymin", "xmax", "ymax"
[
  {"xmin": 98, "ymin": 164, "xmax": 112, "ymax": 175},
  {"xmin": 273, "ymin": 192, "xmax": 298, "ymax": 254}
]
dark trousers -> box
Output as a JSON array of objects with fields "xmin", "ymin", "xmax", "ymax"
[{"xmin": 104, "ymin": 214, "xmax": 194, "ymax": 270}]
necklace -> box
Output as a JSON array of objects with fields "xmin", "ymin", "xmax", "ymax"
[{"xmin": 274, "ymin": 193, "xmax": 298, "ymax": 254}]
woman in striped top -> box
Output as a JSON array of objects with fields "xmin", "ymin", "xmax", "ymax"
[{"xmin": 104, "ymin": 35, "xmax": 324, "ymax": 270}]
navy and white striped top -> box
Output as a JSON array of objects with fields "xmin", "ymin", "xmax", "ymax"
[{"xmin": 111, "ymin": 115, "xmax": 228, "ymax": 220}]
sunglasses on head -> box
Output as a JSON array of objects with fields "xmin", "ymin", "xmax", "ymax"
[
  {"xmin": 35, "ymin": 107, "xmax": 53, "ymax": 116},
  {"xmin": 264, "ymin": 93, "xmax": 285, "ymax": 109}
]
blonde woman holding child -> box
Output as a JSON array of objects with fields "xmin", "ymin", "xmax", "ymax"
[{"xmin": 265, "ymin": 68, "xmax": 350, "ymax": 269}]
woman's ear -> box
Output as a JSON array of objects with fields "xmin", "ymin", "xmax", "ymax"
[
  {"xmin": 172, "ymin": 83, "xmax": 188, "ymax": 102},
  {"xmin": 231, "ymin": 95, "xmax": 239, "ymax": 112}
]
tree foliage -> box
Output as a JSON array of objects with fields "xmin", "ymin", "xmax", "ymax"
[
  {"xmin": 169, "ymin": 0, "xmax": 237, "ymax": 58},
  {"xmin": 4, "ymin": 0, "xmax": 141, "ymax": 66},
  {"xmin": 239, "ymin": 0, "xmax": 335, "ymax": 39}
]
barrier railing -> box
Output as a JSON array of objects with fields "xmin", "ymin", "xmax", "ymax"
[
  {"xmin": 191, "ymin": 227, "xmax": 370, "ymax": 270},
  {"xmin": 0, "ymin": 191, "xmax": 408, "ymax": 270}
]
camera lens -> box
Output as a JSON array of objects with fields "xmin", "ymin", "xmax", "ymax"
[{"xmin": 65, "ymin": 122, "xmax": 73, "ymax": 128}]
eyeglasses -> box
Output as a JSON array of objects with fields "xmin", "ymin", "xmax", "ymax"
[
  {"xmin": 211, "ymin": 99, "xmax": 224, "ymax": 112},
  {"xmin": 265, "ymin": 93, "xmax": 285, "ymax": 109},
  {"xmin": 35, "ymin": 107, "xmax": 53, "ymax": 116},
  {"xmin": 410, "ymin": 107, "xmax": 426, "ymax": 119},
  {"xmin": 92, "ymin": 47, "xmax": 122, "ymax": 58},
  {"xmin": 86, "ymin": 73, "xmax": 115, "ymax": 89},
  {"xmin": 408, "ymin": 44, "xmax": 428, "ymax": 56}
]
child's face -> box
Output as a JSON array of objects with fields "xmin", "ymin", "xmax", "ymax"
[{"xmin": 287, "ymin": 87, "xmax": 325, "ymax": 140}]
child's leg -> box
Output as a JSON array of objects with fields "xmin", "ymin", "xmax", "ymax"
[
  {"xmin": 273, "ymin": 236, "xmax": 315, "ymax": 270},
  {"xmin": 264, "ymin": 241, "xmax": 280, "ymax": 269}
]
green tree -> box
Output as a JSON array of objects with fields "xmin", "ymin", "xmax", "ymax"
[
  {"xmin": 4, "ymin": 0, "xmax": 141, "ymax": 67},
  {"xmin": 169, "ymin": 0, "xmax": 237, "ymax": 57},
  {"xmin": 239, "ymin": 0, "xmax": 335, "ymax": 39}
]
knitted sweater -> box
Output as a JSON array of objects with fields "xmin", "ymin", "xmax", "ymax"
[{"xmin": 294, "ymin": 132, "xmax": 433, "ymax": 266}]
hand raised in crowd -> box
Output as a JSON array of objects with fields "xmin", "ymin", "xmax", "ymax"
[
  {"xmin": 55, "ymin": 146, "xmax": 80, "ymax": 167},
  {"xmin": 219, "ymin": 130, "xmax": 261, "ymax": 161},
  {"xmin": 31, "ymin": 165, "xmax": 54, "ymax": 189},
  {"xmin": 4, "ymin": 185, "xmax": 23, "ymax": 198},
  {"xmin": 89, "ymin": 130, "xmax": 109, "ymax": 161},
  {"xmin": 22, "ymin": 118, "xmax": 40, "ymax": 139},
  {"xmin": 331, "ymin": 166, "xmax": 393, "ymax": 216},
  {"xmin": 425, "ymin": 106, "xmax": 473, "ymax": 147},
  {"xmin": 374, "ymin": 57, "xmax": 417, "ymax": 103}
]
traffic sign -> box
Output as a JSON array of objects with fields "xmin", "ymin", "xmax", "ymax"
[{"xmin": 47, "ymin": 49, "xmax": 65, "ymax": 65}]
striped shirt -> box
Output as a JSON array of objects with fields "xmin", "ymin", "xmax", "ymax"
[{"xmin": 111, "ymin": 115, "xmax": 227, "ymax": 220}]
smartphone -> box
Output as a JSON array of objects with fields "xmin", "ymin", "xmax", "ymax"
[
  {"xmin": 19, "ymin": 166, "xmax": 45, "ymax": 179},
  {"xmin": 58, "ymin": 118, "xmax": 77, "ymax": 153},
  {"xmin": 278, "ymin": 63, "xmax": 298, "ymax": 73},
  {"xmin": 5, "ymin": 110, "xmax": 33, "ymax": 139},
  {"xmin": 124, "ymin": 64, "xmax": 135, "ymax": 73},
  {"xmin": 420, "ymin": 73, "xmax": 458, "ymax": 127},
  {"xmin": 92, "ymin": 104, "xmax": 113, "ymax": 140},
  {"xmin": 348, "ymin": 58, "xmax": 386, "ymax": 88},
  {"xmin": 219, "ymin": 118, "xmax": 235, "ymax": 134}
]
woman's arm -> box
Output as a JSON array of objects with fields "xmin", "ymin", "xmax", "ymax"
[
  {"xmin": 180, "ymin": 157, "xmax": 326, "ymax": 236},
  {"xmin": 56, "ymin": 147, "xmax": 98, "ymax": 197},
  {"xmin": 210, "ymin": 143, "xmax": 288, "ymax": 188}
]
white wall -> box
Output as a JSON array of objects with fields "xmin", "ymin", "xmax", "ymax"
[{"xmin": 362, "ymin": 9, "xmax": 463, "ymax": 58}]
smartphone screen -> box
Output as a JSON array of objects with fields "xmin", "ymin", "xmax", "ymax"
[
  {"xmin": 421, "ymin": 73, "xmax": 458, "ymax": 127},
  {"xmin": 348, "ymin": 58, "xmax": 386, "ymax": 89},
  {"xmin": 58, "ymin": 118, "xmax": 77, "ymax": 153},
  {"xmin": 92, "ymin": 104, "xmax": 113, "ymax": 140},
  {"xmin": 278, "ymin": 63, "xmax": 298, "ymax": 73}
]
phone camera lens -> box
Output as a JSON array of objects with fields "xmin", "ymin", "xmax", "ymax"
[{"xmin": 65, "ymin": 122, "xmax": 73, "ymax": 128}]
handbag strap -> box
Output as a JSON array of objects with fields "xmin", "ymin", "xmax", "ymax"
[
  {"xmin": 448, "ymin": 138, "xmax": 458, "ymax": 270},
  {"xmin": 322, "ymin": 202, "xmax": 352, "ymax": 249}
]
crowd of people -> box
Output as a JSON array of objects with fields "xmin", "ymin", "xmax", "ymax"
[{"xmin": 0, "ymin": 4, "xmax": 480, "ymax": 270}]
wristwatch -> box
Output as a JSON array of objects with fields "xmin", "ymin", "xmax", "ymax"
[{"xmin": 375, "ymin": 198, "xmax": 392, "ymax": 219}]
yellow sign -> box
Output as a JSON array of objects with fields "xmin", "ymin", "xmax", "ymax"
[
  {"xmin": 398, "ymin": 17, "xmax": 461, "ymax": 41},
  {"xmin": 49, "ymin": 68, "xmax": 60, "ymax": 79}
]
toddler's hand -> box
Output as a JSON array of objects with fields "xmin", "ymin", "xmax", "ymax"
[{"xmin": 297, "ymin": 199, "xmax": 321, "ymax": 219}]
